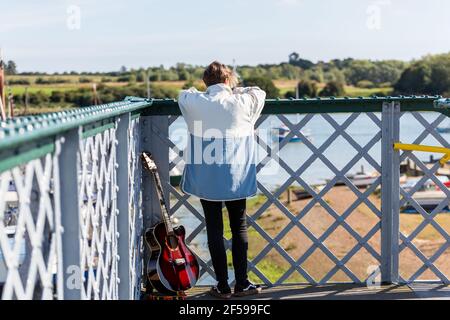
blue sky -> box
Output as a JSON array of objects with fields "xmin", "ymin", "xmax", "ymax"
[{"xmin": 1, "ymin": 0, "xmax": 449, "ymax": 72}]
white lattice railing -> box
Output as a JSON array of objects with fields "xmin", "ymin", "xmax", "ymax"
[
  {"xmin": 0, "ymin": 150, "xmax": 59, "ymax": 299},
  {"xmin": 128, "ymin": 113, "xmax": 144, "ymax": 299},
  {"xmin": 1, "ymin": 96, "xmax": 449, "ymax": 300},
  {"xmin": 78, "ymin": 120, "xmax": 119, "ymax": 299},
  {"xmin": 0, "ymin": 98, "xmax": 150, "ymax": 300},
  {"xmin": 397, "ymin": 111, "xmax": 450, "ymax": 283}
]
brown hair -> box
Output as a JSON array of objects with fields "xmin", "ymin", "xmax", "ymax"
[{"xmin": 203, "ymin": 61, "xmax": 238, "ymax": 88}]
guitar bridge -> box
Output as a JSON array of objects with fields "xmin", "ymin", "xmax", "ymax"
[{"xmin": 174, "ymin": 258, "xmax": 186, "ymax": 265}]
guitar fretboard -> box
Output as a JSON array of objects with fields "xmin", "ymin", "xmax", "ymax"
[{"xmin": 150, "ymin": 163, "xmax": 173, "ymax": 234}]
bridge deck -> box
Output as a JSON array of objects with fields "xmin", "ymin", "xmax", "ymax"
[{"xmin": 187, "ymin": 284, "xmax": 450, "ymax": 300}]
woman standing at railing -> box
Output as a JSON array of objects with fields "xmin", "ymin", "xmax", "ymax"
[{"xmin": 178, "ymin": 61, "xmax": 266, "ymax": 299}]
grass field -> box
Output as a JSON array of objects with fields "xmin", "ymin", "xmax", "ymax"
[
  {"xmin": 9, "ymin": 82, "xmax": 128, "ymax": 96},
  {"xmin": 8, "ymin": 74, "xmax": 104, "ymax": 81},
  {"xmin": 11, "ymin": 84, "xmax": 83, "ymax": 95},
  {"xmin": 273, "ymin": 79, "xmax": 393, "ymax": 97},
  {"xmin": 8, "ymin": 76, "xmax": 393, "ymax": 98},
  {"xmin": 345, "ymin": 86, "xmax": 393, "ymax": 97}
]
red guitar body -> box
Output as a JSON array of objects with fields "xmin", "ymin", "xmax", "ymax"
[{"xmin": 146, "ymin": 223, "xmax": 199, "ymax": 292}]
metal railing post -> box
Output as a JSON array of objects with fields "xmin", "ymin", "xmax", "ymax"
[
  {"xmin": 140, "ymin": 115, "xmax": 170, "ymax": 229},
  {"xmin": 116, "ymin": 113, "xmax": 131, "ymax": 299},
  {"xmin": 58, "ymin": 127, "xmax": 82, "ymax": 299},
  {"xmin": 140, "ymin": 114, "xmax": 169, "ymax": 290},
  {"xmin": 381, "ymin": 102, "xmax": 400, "ymax": 284}
]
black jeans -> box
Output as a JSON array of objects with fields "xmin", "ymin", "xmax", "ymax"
[{"xmin": 200, "ymin": 198, "xmax": 248, "ymax": 287}]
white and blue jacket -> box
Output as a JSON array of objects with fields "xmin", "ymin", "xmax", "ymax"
[{"xmin": 178, "ymin": 83, "xmax": 266, "ymax": 201}]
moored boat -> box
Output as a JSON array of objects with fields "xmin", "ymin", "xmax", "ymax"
[
  {"xmin": 436, "ymin": 127, "xmax": 450, "ymax": 133},
  {"xmin": 272, "ymin": 125, "xmax": 312, "ymax": 143},
  {"xmin": 401, "ymin": 175, "xmax": 450, "ymax": 213},
  {"xmin": 349, "ymin": 173, "xmax": 379, "ymax": 188}
]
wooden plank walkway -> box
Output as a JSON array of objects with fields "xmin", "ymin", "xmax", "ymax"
[{"xmin": 187, "ymin": 284, "xmax": 450, "ymax": 300}]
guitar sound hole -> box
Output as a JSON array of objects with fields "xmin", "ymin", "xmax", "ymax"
[{"xmin": 167, "ymin": 235, "xmax": 179, "ymax": 249}]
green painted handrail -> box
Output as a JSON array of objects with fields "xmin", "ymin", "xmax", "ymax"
[
  {"xmin": 1, "ymin": 95, "xmax": 448, "ymax": 152},
  {"xmin": 0, "ymin": 97, "xmax": 152, "ymax": 152},
  {"xmin": 144, "ymin": 95, "xmax": 445, "ymax": 116}
]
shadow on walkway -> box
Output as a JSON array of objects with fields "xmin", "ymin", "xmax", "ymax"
[{"xmin": 188, "ymin": 283, "xmax": 450, "ymax": 300}]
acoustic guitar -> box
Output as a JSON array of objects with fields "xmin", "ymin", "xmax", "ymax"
[{"xmin": 142, "ymin": 152, "xmax": 199, "ymax": 293}]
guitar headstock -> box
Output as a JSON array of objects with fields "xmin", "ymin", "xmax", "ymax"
[{"xmin": 141, "ymin": 152, "xmax": 157, "ymax": 172}]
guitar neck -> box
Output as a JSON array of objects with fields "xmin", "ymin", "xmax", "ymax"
[{"xmin": 151, "ymin": 167, "xmax": 173, "ymax": 234}]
